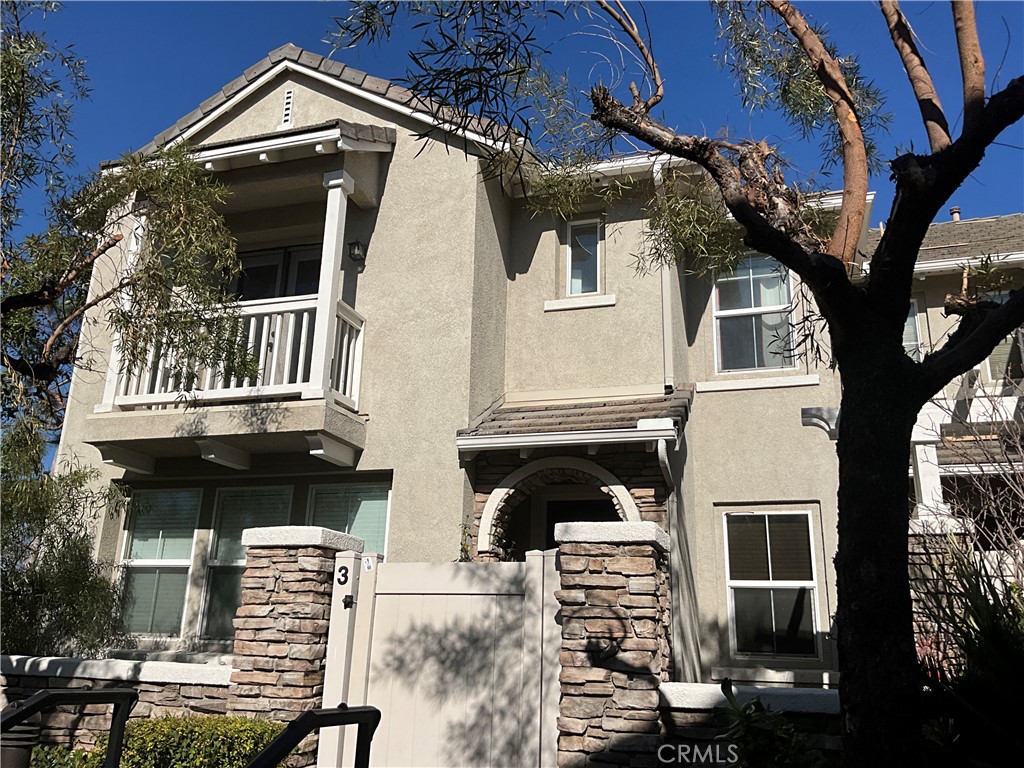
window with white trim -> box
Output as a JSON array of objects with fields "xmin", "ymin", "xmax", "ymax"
[
  {"xmin": 903, "ymin": 300, "xmax": 923, "ymax": 362},
  {"xmin": 204, "ymin": 487, "xmax": 291, "ymax": 638},
  {"xmin": 724, "ymin": 512, "xmax": 817, "ymax": 657},
  {"xmin": 308, "ymin": 484, "xmax": 390, "ymax": 555},
  {"xmin": 985, "ymin": 298, "xmax": 1023, "ymax": 385},
  {"xmin": 123, "ymin": 490, "xmax": 200, "ymax": 636},
  {"xmin": 566, "ymin": 221, "xmax": 601, "ymax": 296},
  {"xmin": 714, "ymin": 256, "xmax": 794, "ymax": 372}
]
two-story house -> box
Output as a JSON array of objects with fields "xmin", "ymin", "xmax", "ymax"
[{"xmin": 57, "ymin": 43, "xmax": 1021, "ymax": 689}]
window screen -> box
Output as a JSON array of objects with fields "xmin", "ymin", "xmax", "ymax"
[
  {"xmin": 123, "ymin": 490, "xmax": 200, "ymax": 636},
  {"xmin": 310, "ymin": 485, "xmax": 390, "ymax": 554},
  {"xmin": 568, "ymin": 223, "xmax": 599, "ymax": 295},
  {"xmin": 725, "ymin": 512, "xmax": 816, "ymax": 656}
]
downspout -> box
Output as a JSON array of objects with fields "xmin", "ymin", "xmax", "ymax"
[
  {"xmin": 653, "ymin": 159, "xmax": 675, "ymax": 392},
  {"xmin": 657, "ymin": 427, "xmax": 703, "ymax": 682}
]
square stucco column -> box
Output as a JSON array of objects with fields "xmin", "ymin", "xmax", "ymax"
[
  {"xmin": 305, "ymin": 170, "xmax": 355, "ymax": 400},
  {"xmin": 553, "ymin": 522, "xmax": 672, "ymax": 768},
  {"xmin": 226, "ymin": 526, "xmax": 363, "ymax": 768},
  {"xmin": 911, "ymin": 403, "xmax": 951, "ymax": 518}
]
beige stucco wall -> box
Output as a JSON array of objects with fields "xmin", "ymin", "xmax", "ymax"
[
  {"xmin": 57, "ymin": 69, "xmax": 510, "ymax": 567},
  {"xmin": 503, "ymin": 199, "xmax": 666, "ymax": 398},
  {"xmin": 684, "ymin": 379, "xmax": 842, "ymax": 681}
]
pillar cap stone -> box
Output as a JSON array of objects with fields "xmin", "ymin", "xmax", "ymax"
[
  {"xmin": 241, "ymin": 525, "xmax": 364, "ymax": 552},
  {"xmin": 554, "ymin": 521, "xmax": 669, "ymax": 552}
]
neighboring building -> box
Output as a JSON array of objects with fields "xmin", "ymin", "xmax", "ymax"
[{"xmin": 57, "ymin": 43, "xmax": 1021, "ymax": 692}]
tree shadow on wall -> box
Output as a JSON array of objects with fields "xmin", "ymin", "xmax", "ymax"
[{"xmin": 369, "ymin": 564, "xmax": 542, "ymax": 768}]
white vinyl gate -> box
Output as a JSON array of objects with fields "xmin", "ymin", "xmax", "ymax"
[{"xmin": 319, "ymin": 550, "xmax": 560, "ymax": 768}]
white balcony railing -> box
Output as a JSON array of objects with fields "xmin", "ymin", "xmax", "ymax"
[{"xmin": 108, "ymin": 295, "xmax": 364, "ymax": 411}]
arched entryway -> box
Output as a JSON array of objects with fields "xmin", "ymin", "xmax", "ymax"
[{"xmin": 476, "ymin": 456, "xmax": 640, "ymax": 559}]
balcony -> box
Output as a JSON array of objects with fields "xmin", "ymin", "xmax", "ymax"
[{"xmin": 107, "ymin": 295, "xmax": 364, "ymax": 411}]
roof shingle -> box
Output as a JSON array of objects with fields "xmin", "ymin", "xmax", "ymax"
[
  {"xmin": 459, "ymin": 390, "xmax": 693, "ymax": 438},
  {"xmin": 865, "ymin": 213, "xmax": 1023, "ymax": 263}
]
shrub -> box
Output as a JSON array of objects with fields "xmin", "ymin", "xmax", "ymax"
[
  {"xmin": 30, "ymin": 745, "xmax": 101, "ymax": 768},
  {"xmin": 92, "ymin": 716, "xmax": 284, "ymax": 768},
  {"xmin": 718, "ymin": 679, "xmax": 827, "ymax": 768}
]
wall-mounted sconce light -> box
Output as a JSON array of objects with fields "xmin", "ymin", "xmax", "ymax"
[{"xmin": 347, "ymin": 240, "xmax": 366, "ymax": 262}]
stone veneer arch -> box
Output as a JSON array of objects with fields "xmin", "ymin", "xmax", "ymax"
[{"xmin": 476, "ymin": 456, "xmax": 641, "ymax": 554}]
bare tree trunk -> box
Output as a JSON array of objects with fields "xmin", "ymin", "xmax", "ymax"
[{"xmin": 835, "ymin": 341, "xmax": 923, "ymax": 767}]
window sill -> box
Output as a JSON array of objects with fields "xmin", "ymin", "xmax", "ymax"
[
  {"xmin": 544, "ymin": 293, "xmax": 616, "ymax": 312},
  {"xmin": 696, "ymin": 374, "xmax": 819, "ymax": 393},
  {"xmin": 711, "ymin": 666, "xmax": 836, "ymax": 686}
]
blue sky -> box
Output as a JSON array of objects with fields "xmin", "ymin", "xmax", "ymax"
[{"xmin": 39, "ymin": 1, "xmax": 1024, "ymax": 225}]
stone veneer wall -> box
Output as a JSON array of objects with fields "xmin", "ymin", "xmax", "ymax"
[
  {"xmin": 0, "ymin": 527, "xmax": 360, "ymax": 764},
  {"xmin": 0, "ymin": 656, "xmax": 232, "ymax": 750},
  {"xmin": 554, "ymin": 522, "xmax": 672, "ymax": 768},
  {"xmin": 225, "ymin": 526, "xmax": 362, "ymax": 768},
  {"xmin": 907, "ymin": 518, "xmax": 970, "ymax": 669},
  {"xmin": 469, "ymin": 445, "xmax": 669, "ymax": 560}
]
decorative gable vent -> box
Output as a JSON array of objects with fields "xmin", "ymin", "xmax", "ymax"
[{"xmin": 278, "ymin": 89, "xmax": 294, "ymax": 129}]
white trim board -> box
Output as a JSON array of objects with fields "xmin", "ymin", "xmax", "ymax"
[
  {"xmin": 456, "ymin": 422, "xmax": 677, "ymax": 453},
  {"xmin": 659, "ymin": 682, "xmax": 839, "ymax": 714},
  {"xmin": 696, "ymin": 374, "xmax": 820, "ymax": 393}
]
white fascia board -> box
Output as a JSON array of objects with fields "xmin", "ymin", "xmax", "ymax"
[
  {"xmin": 939, "ymin": 462, "xmax": 1024, "ymax": 476},
  {"xmin": 193, "ymin": 127, "xmax": 346, "ymax": 164},
  {"xmin": 455, "ymin": 424, "xmax": 678, "ymax": 453},
  {"xmin": 862, "ymin": 251, "xmax": 1024, "ymax": 276},
  {"xmin": 588, "ymin": 154, "xmax": 700, "ymax": 179},
  {"xmin": 178, "ymin": 61, "xmax": 505, "ymax": 153}
]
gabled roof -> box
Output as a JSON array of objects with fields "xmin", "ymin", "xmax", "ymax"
[
  {"xmin": 865, "ymin": 213, "xmax": 1023, "ymax": 263},
  {"xmin": 134, "ymin": 43, "xmax": 502, "ymax": 158}
]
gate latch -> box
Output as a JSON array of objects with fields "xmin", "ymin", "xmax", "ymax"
[{"xmin": 343, "ymin": 595, "xmax": 356, "ymax": 609}]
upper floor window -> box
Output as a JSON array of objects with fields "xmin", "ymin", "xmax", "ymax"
[
  {"xmin": 903, "ymin": 300, "xmax": 924, "ymax": 362},
  {"xmin": 714, "ymin": 256, "xmax": 794, "ymax": 372},
  {"xmin": 235, "ymin": 244, "xmax": 322, "ymax": 301},
  {"xmin": 566, "ymin": 221, "xmax": 601, "ymax": 296},
  {"xmin": 988, "ymin": 328, "xmax": 1024, "ymax": 385},
  {"xmin": 123, "ymin": 490, "xmax": 200, "ymax": 636},
  {"xmin": 983, "ymin": 295, "xmax": 1023, "ymax": 386},
  {"xmin": 724, "ymin": 511, "xmax": 817, "ymax": 657}
]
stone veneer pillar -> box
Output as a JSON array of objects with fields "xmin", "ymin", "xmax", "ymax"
[
  {"xmin": 226, "ymin": 526, "xmax": 363, "ymax": 768},
  {"xmin": 554, "ymin": 521, "xmax": 672, "ymax": 768}
]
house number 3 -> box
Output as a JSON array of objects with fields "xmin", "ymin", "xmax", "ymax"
[{"xmin": 337, "ymin": 565, "xmax": 349, "ymax": 586}]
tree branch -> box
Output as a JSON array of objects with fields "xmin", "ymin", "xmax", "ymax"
[
  {"xmin": 868, "ymin": 74, "xmax": 1024, "ymax": 325},
  {"xmin": 40, "ymin": 279, "xmax": 129, "ymax": 362},
  {"xmin": 879, "ymin": 0, "xmax": 952, "ymax": 153},
  {"xmin": 765, "ymin": 0, "xmax": 868, "ymax": 265},
  {"xmin": 593, "ymin": 0, "xmax": 664, "ymax": 113},
  {"xmin": 589, "ymin": 84, "xmax": 857, "ymax": 327},
  {"xmin": 951, "ymin": 0, "xmax": 986, "ymax": 136},
  {"xmin": 919, "ymin": 289, "xmax": 1024, "ymax": 398},
  {"xmin": 0, "ymin": 234, "xmax": 122, "ymax": 317}
]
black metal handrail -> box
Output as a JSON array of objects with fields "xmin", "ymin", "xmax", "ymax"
[
  {"xmin": 244, "ymin": 704, "xmax": 381, "ymax": 768},
  {"xmin": 0, "ymin": 688, "xmax": 139, "ymax": 768}
]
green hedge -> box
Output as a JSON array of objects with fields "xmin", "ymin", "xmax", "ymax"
[
  {"xmin": 30, "ymin": 745, "xmax": 100, "ymax": 768},
  {"xmin": 30, "ymin": 716, "xmax": 284, "ymax": 768}
]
